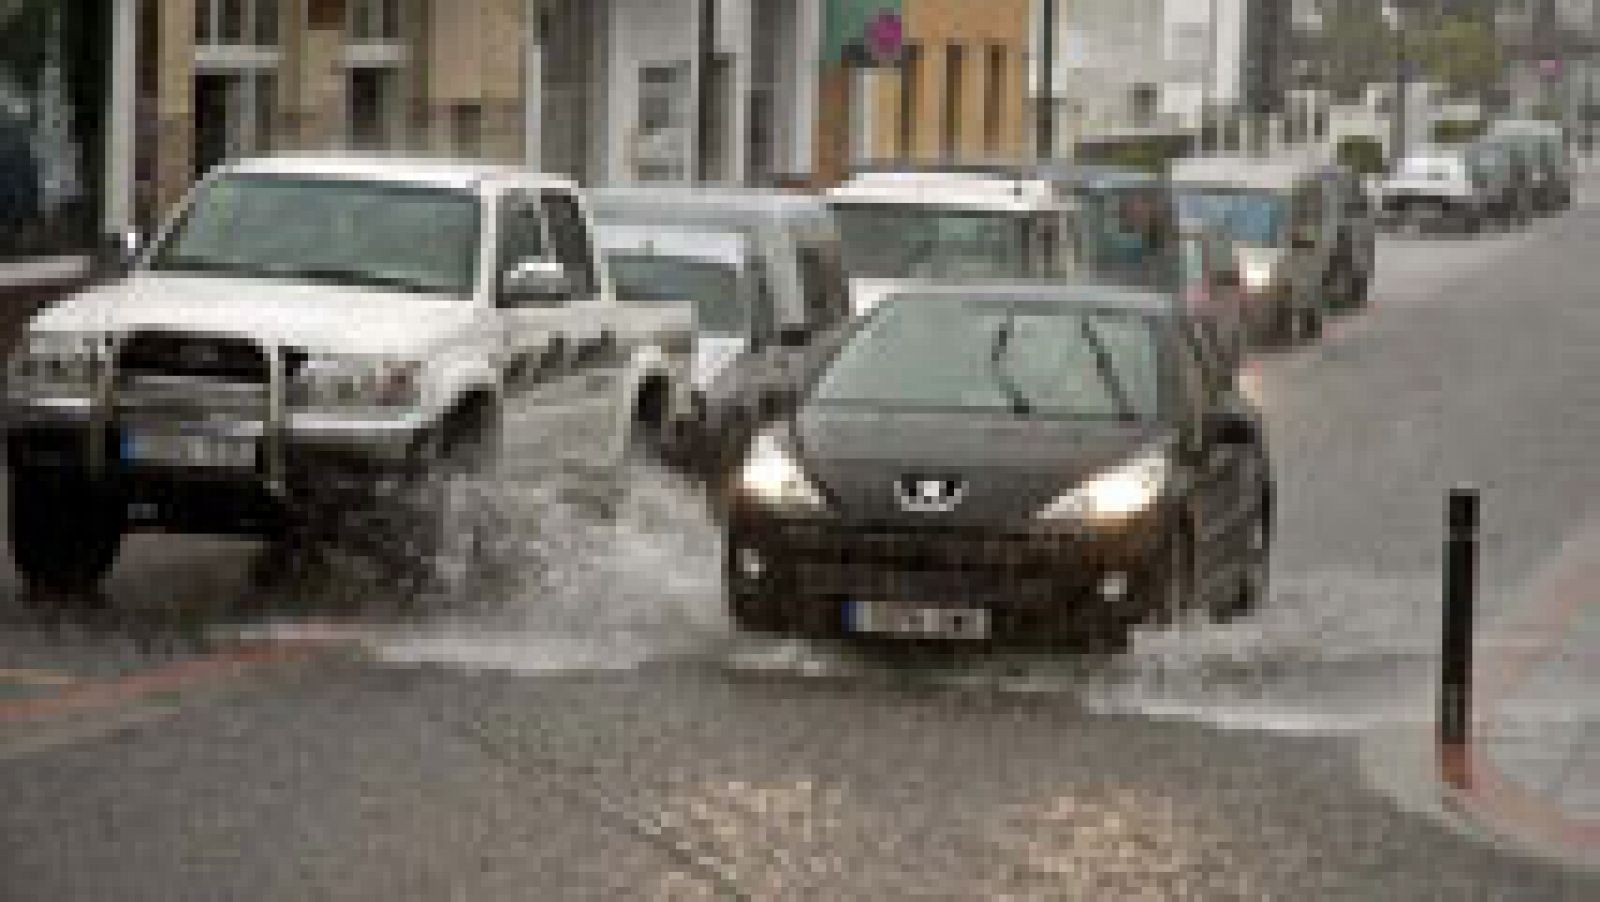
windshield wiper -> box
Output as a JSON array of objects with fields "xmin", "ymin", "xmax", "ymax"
[
  {"xmin": 281, "ymin": 267, "xmax": 445, "ymax": 295},
  {"xmin": 988, "ymin": 314, "xmax": 1034, "ymax": 416},
  {"xmin": 1078, "ymin": 319, "xmax": 1137, "ymax": 421}
]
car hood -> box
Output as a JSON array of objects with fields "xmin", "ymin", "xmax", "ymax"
[
  {"xmin": 792, "ymin": 406, "xmax": 1168, "ymax": 526},
  {"xmin": 28, "ymin": 273, "xmax": 481, "ymax": 356},
  {"xmin": 847, "ymin": 278, "xmax": 946, "ymax": 316}
]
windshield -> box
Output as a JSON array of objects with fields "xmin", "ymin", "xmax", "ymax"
[
  {"xmin": 149, "ymin": 174, "xmax": 482, "ymax": 297},
  {"xmin": 812, "ymin": 296, "xmax": 1162, "ymax": 420},
  {"xmin": 1075, "ymin": 187, "xmax": 1178, "ymax": 285},
  {"xmin": 1175, "ymin": 189, "xmax": 1287, "ymax": 246},
  {"xmin": 832, "ymin": 205, "xmax": 1035, "ymax": 281},
  {"xmin": 608, "ymin": 253, "xmax": 745, "ymax": 334}
]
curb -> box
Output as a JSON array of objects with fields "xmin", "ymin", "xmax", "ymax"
[{"xmin": 1372, "ymin": 520, "xmax": 1600, "ymax": 873}]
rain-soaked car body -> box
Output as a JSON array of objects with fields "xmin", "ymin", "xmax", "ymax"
[
  {"xmin": 590, "ymin": 187, "xmax": 852, "ymax": 473},
  {"xmin": 3, "ymin": 155, "xmax": 674, "ymax": 595},
  {"xmin": 719, "ymin": 283, "xmax": 1273, "ymax": 649}
]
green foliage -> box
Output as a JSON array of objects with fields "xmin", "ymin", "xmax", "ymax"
[
  {"xmin": 1432, "ymin": 118, "xmax": 1485, "ymax": 144},
  {"xmin": 1319, "ymin": 5, "xmax": 1396, "ymax": 101},
  {"xmin": 1337, "ymin": 136, "xmax": 1386, "ymax": 176},
  {"xmin": 1412, "ymin": 16, "xmax": 1501, "ymax": 97}
]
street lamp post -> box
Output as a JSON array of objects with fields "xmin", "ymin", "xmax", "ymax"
[
  {"xmin": 1037, "ymin": 0, "xmax": 1057, "ymax": 160},
  {"xmin": 1386, "ymin": 3, "xmax": 1411, "ymax": 168}
]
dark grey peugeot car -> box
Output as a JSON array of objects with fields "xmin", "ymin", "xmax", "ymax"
[{"xmin": 719, "ymin": 284, "xmax": 1273, "ymax": 649}]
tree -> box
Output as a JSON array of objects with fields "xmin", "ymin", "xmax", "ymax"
[
  {"xmin": 1316, "ymin": 1, "xmax": 1397, "ymax": 102},
  {"xmin": 1411, "ymin": 15, "xmax": 1502, "ymax": 99}
]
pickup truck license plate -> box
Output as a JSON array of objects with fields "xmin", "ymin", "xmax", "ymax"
[
  {"xmin": 848, "ymin": 602, "xmax": 990, "ymax": 640},
  {"xmin": 122, "ymin": 430, "xmax": 257, "ymax": 469}
]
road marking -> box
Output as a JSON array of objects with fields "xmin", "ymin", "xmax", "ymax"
[
  {"xmin": 0, "ymin": 668, "xmax": 79, "ymax": 687},
  {"xmin": 0, "ymin": 642, "xmax": 309, "ymax": 723}
]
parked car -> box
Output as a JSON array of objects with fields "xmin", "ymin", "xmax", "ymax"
[
  {"xmin": 591, "ymin": 186, "xmax": 852, "ymax": 473},
  {"xmin": 719, "ymin": 283, "xmax": 1273, "ymax": 650},
  {"xmin": 1171, "ymin": 156, "xmax": 1363, "ymax": 344},
  {"xmin": 3, "ymin": 155, "xmax": 674, "ymax": 595},
  {"xmin": 1468, "ymin": 137, "xmax": 1537, "ymax": 226},
  {"xmin": 1489, "ymin": 120, "xmax": 1572, "ymax": 214},
  {"xmin": 1375, "ymin": 147, "xmax": 1497, "ymax": 234}
]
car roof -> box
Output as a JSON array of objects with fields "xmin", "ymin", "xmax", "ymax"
[
  {"xmin": 1169, "ymin": 154, "xmax": 1331, "ymax": 191},
  {"xmin": 588, "ymin": 185, "xmax": 827, "ymax": 226},
  {"xmin": 828, "ymin": 169, "xmax": 1066, "ymax": 212},
  {"xmin": 876, "ymin": 281, "xmax": 1181, "ymax": 317},
  {"xmin": 221, "ymin": 154, "xmax": 578, "ymax": 193}
]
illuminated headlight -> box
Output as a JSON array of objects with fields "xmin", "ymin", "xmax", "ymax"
[
  {"xmin": 290, "ymin": 354, "xmax": 423, "ymax": 411},
  {"xmin": 1241, "ymin": 260, "xmax": 1279, "ymax": 291},
  {"xmin": 7, "ymin": 332, "xmax": 104, "ymax": 399},
  {"xmin": 1036, "ymin": 446, "xmax": 1171, "ymax": 522},
  {"xmin": 737, "ymin": 430, "xmax": 826, "ymax": 509}
]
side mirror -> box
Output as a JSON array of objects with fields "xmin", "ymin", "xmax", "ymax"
[
  {"xmin": 1204, "ymin": 409, "xmax": 1258, "ymax": 446},
  {"xmin": 502, "ymin": 258, "xmax": 571, "ymax": 304},
  {"xmin": 98, "ymin": 228, "xmax": 143, "ymax": 274}
]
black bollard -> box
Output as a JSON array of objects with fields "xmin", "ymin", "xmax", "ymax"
[{"xmin": 1439, "ymin": 485, "xmax": 1479, "ymax": 754}]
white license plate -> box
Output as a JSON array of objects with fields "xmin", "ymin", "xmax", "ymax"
[
  {"xmin": 848, "ymin": 602, "xmax": 990, "ymax": 640},
  {"xmin": 122, "ymin": 430, "xmax": 257, "ymax": 469}
]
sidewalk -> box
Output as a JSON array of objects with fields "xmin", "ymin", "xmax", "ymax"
[{"xmin": 1447, "ymin": 521, "xmax": 1600, "ymax": 870}]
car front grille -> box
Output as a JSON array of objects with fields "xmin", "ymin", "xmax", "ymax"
[{"xmin": 117, "ymin": 331, "xmax": 272, "ymax": 384}]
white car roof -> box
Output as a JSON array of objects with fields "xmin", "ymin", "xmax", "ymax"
[
  {"xmin": 1169, "ymin": 155, "xmax": 1326, "ymax": 192},
  {"xmin": 827, "ymin": 170, "xmax": 1063, "ymax": 212},
  {"xmin": 221, "ymin": 154, "xmax": 579, "ymax": 193},
  {"xmin": 596, "ymin": 223, "xmax": 749, "ymax": 270}
]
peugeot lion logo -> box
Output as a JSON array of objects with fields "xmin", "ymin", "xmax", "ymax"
[{"xmin": 896, "ymin": 476, "xmax": 966, "ymax": 513}]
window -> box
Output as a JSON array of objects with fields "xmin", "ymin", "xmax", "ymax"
[
  {"xmin": 540, "ymin": 191, "xmax": 598, "ymax": 298},
  {"xmin": 898, "ymin": 44, "xmax": 921, "ymax": 160},
  {"xmin": 349, "ymin": 0, "xmax": 403, "ymax": 41},
  {"xmin": 984, "ymin": 46, "xmax": 1005, "ymax": 154},
  {"xmin": 150, "ymin": 175, "xmax": 481, "ymax": 298},
  {"xmin": 497, "ymin": 197, "xmax": 546, "ymax": 268},
  {"xmin": 196, "ymin": 0, "xmax": 278, "ymax": 46},
  {"xmin": 452, "ymin": 103, "xmax": 482, "ymax": 157},
  {"xmin": 636, "ymin": 63, "xmax": 691, "ymax": 181},
  {"xmin": 942, "ymin": 44, "xmax": 965, "ymax": 159},
  {"xmin": 348, "ymin": 67, "xmax": 400, "ymax": 150}
]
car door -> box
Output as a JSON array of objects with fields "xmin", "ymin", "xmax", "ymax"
[
  {"xmin": 493, "ymin": 188, "xmax": 568, "ymax": 386},
  {"xmin": 493, "ymin": 189, "xmax": 631, "ymax": 487},
  {"xmin": 540, "ymin": 188, "xmax": 613, "ymax": 355}
]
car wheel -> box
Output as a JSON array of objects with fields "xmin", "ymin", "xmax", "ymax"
[
  {"xmin": 1213, "ymin": 502, "xmax": 1271, "ymax": 623},
  {"xmin": 8, "ymin": 468, "xmax": 125, "ymax": 597}
]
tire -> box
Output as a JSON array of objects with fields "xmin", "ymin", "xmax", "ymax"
[
  {"xmin": 8, "ymin": 468, "xmax": 125, "ymax": 596},
  {"xmin": 1296, "ymin": 297, "xmax": 1324, "ymax": 344}
]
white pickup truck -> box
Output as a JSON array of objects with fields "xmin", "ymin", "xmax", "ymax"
[{"xmin": 3, "ymin": 155, "xmax": 682, "ymax": 595}]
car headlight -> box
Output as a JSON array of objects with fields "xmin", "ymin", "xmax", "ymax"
[
  {"xmin": 737, "ymin": 429, "xmax": 826, "ymax": 509},
  {"xmin": 1036, "ymin": 446, "xmax": 1171, "ymax": 523},
  {"xmin": 290, "ymin": 354, "xmax": 423, "ymax": 411},
  {"xmin": 7, "ymin": 332, "xmax": 104, "ymax": 399},
  {"xmin": 1241, "ymin": 260, "xmax": 1278, "ymax": 291}
]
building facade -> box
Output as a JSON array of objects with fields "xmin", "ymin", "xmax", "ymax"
[
  {"xmin": 814, "ymin": 0, "xmax": 1033, "ymax": 181},
  {"xmin": 119, "ymin": 0, "xmax": 823, "ymax": 226}
]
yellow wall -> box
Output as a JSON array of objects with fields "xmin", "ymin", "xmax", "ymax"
[{"xmin": 817, "ymin": 0, "xmax": 1033, "ymax": 182}]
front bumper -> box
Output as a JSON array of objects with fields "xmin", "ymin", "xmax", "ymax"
[
  {"xmin": 722, "ymin": 508, "xmax": 1170, "ymax": 641},
  {"xmin": 4, "ymin": 401, "xmax": 434, "ymax": 536}
]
